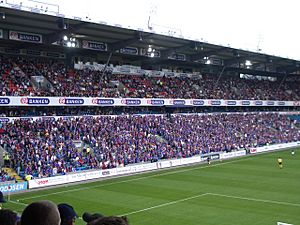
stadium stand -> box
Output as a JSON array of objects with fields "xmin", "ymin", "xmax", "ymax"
[
  {"xmin": 1, "ymin": 113, "xmax": 299, "ymax": 178},
  {"xmin": 0, "ymin": 6, "xmax": 300, "ymax": 189},
  {"xmin": 1, "ymin": 56, "xmax": 300, "ymax": 100},
  {"xmin": 1, "ymin": 5, "xmax": 300, "ymax": 225}
]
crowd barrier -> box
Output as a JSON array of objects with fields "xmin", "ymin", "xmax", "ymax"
[
  {"xmin": 2, "ymin": 141, "xmax": 299, "ymax": 192},
  {"xmin": 28, "ymin": 151, "xmax": 247, "ymax": 189},
  {"xmin": 249, "ymin": 142, "xmax": 300, "ymax": 154}
]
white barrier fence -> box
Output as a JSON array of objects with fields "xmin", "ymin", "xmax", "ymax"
[
  {"xmin": 220, "ymin": 150, "xmax": 247, "ymax": 159},
  {"xmin": 249, "ymin": 142, "xmax": 300, "ymax": 154},
  {"xmin": 28, "ymin": 150, "xmax": 247, "ymax": 189},
  {"xmin": 25, "ymin": 141, "xmax": 300, "ymax": 189}
]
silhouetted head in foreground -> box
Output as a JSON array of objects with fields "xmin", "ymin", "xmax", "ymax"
[
  {"xmin": 87, "ymin": 216, "xmax": 130, "ymax": 225},
  {"xmin": 21, "ymin": 200, "xmax": 61, "ymax": 225},
  {"xmin": 0, "ymin": 208, "xmax": 18, "ymax": 225}
]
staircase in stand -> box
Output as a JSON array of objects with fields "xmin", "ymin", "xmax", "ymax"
[{"xmin": 2, "ymin": 167, "xmax": 23, "ymax": 183}]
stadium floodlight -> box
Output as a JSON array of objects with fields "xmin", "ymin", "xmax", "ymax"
[
  {"xmin": 150, "ymin": 52, "xmax": 155, "ymax": 57},
  {"xmin": 66, "ymin": 41, "xmax": 72, "ymax": 47},
  {"xmin": 148, "ymin": 46, "xmax": 152, "ymax": 52},
  {"xmin": 206, "ymin": 59, "xmax": 211, "ymax": 65},
  {"xmin": 139, "ymin": 32, "xmax": 143, "ymax": 41},
  {"xmin": 63, "ymin": 35, "xmax": 68, "ymax": 41},
  {"xmin": 71, "ymin": 42, "xmax": 76, "ymax": 48},
  {"xmin": 245, "ymin": 60, "xmax": 252, "ymax": 66},
  {"xmin": 0, "ymin": 12, "xmax": 5, "ymax": 19}
]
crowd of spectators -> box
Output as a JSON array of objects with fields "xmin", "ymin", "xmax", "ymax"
[
  {"xmin": 1, "ymin": 56, "xmax": 300, "ymax": 180},
  {"xmin": 0, "ymin": 57, "xmax": 34, "ymax": 96},
  {"xmin": 2, "ymin": 53, "xmax": 299, "ymax": 225},
  {"xmin": 1, "ymin": 56, "xmax": 300, "ymax": 100},
  {"xmin": 0, "ymin": 113, "xmax": 299, "ymax": 179},
  {"xmin": 0, "ymin": 105, "xmax": 298, "ymax": 118}
]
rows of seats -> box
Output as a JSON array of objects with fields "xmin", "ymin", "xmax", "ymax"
[
  {"xmin": 0, "ymin": 57, "xmax": 34, "ymax": 96},
  {"xmin": 0, "ymin": 113, "xmax": 299, "ymax": 178},
  {"xmin": 1, "ymin": 56, "xmax": 300, "ymax": 100}
]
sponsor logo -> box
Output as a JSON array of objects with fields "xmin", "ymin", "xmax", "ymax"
[
  {"xmin": 37, "ymin": 180, "xmax": 49, "ymax": 185},
  {"xmin": 63, "ymin": 116, "xmax": 74, "ymax": 120},
  {"xmin": 278, "ymin": 101, "xmax": 285, "ymax": 106},
  {"xmin": 201, "ymin": 154, "xmax": 220, "ymax": 160},
  {"xmin": 147, "ymin": 99, "xmax": 165, "ymax": 105},
  {"xmin": 117, "ymin": 168, "xmax": 132, "ymax": 173},
  {"xmin": 0, "ymin": 182, "xmax": 27, "ymax": 193},
  {"xmin": 20, "ymin": 98, "xmax": 50, "ymax": 105},
  {"xmin": 210, "ymin": 100, "xmax": 221, "ymax": 105},
  {"xmin": 250, "ymin": 149, "xmax": 257, "ymax": 154},
  {"xmin": 20, "ymin": 117, "xmax": 32, "ymax": 121},
  {"xmin": 226, "ymin": 100, "xmax": 236, "ymax": 106},
  {"xmin": 267, "ymin": 101, "xmax": 275, "ymax": 106},
  {"xmin": 120, "ymin": 47, "xmax": 138, "ymax": 55},
  {"xmin": 82, "ymin": 40, "xmax": 107, "ymax": 51},
  {"xmin": 42, "ymin": 117, "xmax": 55, "ymax": 121},
  {"xmin": 241, "ymin": 101, "xmax": 250, "ymax": 106},
  {"xmin": 193, "ymin": 100, "xmax": 205, "ymax": 105},
  {"xmin": 121, "ymin": 99, "xmax": 141, "ymax": 105},
  {"xmin": 164, "ymin": 71, "xmax": 175, "ymax": 77},
  {"xmin": 0, "ymin": 118, "xmax": 10, "ymax": 122},
  {"xmin": 59, "ymin": 98, "xmax": 84, "ymax": 105},
  {"xmin": 0, "ymin": 97, "xmax": 10, "ymax": 104},
  {"xmin": 172, "ymin": 100, "xmax": 186, "ymax": 105},
  {"xmin": 255, "ymin": 101, "xmax": 263, "ymax": 106},
  {"xmin": 293, "ymin": 101, "xmax": 300, "ymax": 106},
  {"xmin": 10, "ymin": 31, "xmax": 42, "ymax": 43},
  {"xmin": 211, "ymin": 154, "xmax": 220, "ymax": 160},
  {"xmin": 102, "ymin": 171, "xmax": 110, "ymax": 176},
  {"xmin": 92, "ymin": 98, "xmax": 115, "ymax": 105}
]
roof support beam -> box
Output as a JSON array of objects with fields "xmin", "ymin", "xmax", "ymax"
[
  {"xmin": 108, "ymin": 32, "xmax": 153, "ymax": 52},
  {"xmin": 190, "ymin": 47, "xmax": 228, "ymax": 61},
  {"xmin": 160, "ymin": 43, "xmax": 193, "ymax": 58}
]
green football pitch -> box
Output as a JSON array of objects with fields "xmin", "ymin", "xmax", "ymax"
[{"xmin": 6, "ymin": 149, "xmax": 300, "ymax": 225}]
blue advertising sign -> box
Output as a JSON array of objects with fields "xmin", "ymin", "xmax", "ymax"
[{"xmin": 0, "ymin": 182, "xmax": 28, "ymax": 193}]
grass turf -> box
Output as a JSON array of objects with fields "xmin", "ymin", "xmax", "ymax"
[{"xmin": 6, "ymin": 149, "xmax": 300, "ymax": 225}]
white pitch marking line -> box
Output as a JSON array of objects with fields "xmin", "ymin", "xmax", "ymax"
[
  {"xmin": 9, "ymin": 200, "xmax": 28, "ymax": 206},
  {"xmin": 119, "ymin": 193, "xmax": 209, "ymax": 216},
  {"xmin": 119, "ymin": 192, "xmax": 300, "ymax": 217},
  {"xmin": 208, "ymin": 193, "xmax": 300, "ymax": 207},
  {"xmin": 18, "ymin": 156, "xmax": 252, "ymax": 202}
]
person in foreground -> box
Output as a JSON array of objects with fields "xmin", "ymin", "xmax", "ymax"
[
  {"xmin": 0, "ymin": 208, "xmax": 19, "ymax": 225},
  {"xmin": 0, "ymin": 191, "xmax": 6, "ymax": 210},
  {"xmin": 21, "ymin": 200, "xmax": 61, "ymax": 225},
  {"xmin": 58, "ymin": 203, "xmax": 78, "ymax": 225},
  {"xmin": 82, "ymin": 212, "xmax": 104, "ymax": 224},
  {"xmin": 87, "ymin": 216, "xmax": 130, "ymax": 225}
]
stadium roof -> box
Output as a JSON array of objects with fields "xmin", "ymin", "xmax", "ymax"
[{"xmin": 1, "ymin": 6, "xmax": 300, "ymax": 77}]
